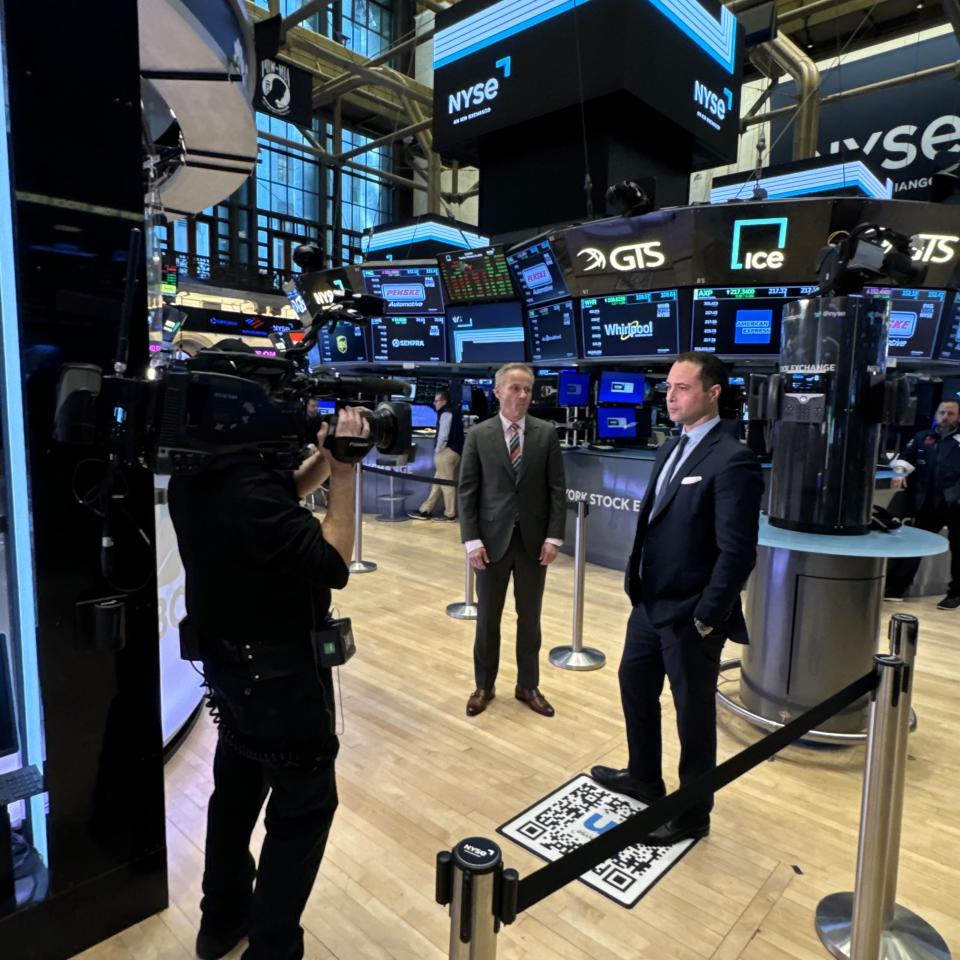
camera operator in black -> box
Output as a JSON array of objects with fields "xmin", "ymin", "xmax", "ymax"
[
  {"xmin": 169, "ymin": 405, "xmax": 369, "ymax": 960},
  {"xmin": 885, "ymin": 399, "xmax": 960, "ymax": 608}
]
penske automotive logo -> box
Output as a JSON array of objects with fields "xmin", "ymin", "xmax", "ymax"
[{"xmin": 576, "ymin": 241, "xmax": 666, "ymax": 272}]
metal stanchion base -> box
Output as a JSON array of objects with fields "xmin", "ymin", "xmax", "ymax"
[
  {"xmin": 446, "ymin": 602, "xmax": 478, "ymax": 620},
  {"xmin": 815, "ymin": 892, "xmax": 952, "ymax": 960},
  {"xmin": 549, "ymin": 646, "xmax": 606, "ymax": 670},
  {"xmin": 349, "ymin": 560, "xmax": 378, "ymax": 573},
  {"xmin": 375, "ymin": 515, "xmax": 410, "ymax": 523}
]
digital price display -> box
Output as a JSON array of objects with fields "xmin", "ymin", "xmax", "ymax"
[
  {"xmin": 506, "ymin": 239, "xmax": 570, "ymax": 306},
  {"xmin": 361, "ymin": 264, "xmax": 445, "ymax": 315},
  {"xmin": 690, "ymin": 285, "xmax": 819, "ymax": 357},
  {"xmin": 161, "ymin": 262, "xmax": 178, "ymax": 296},
  {"xmin": 317, "ymin": 321, "xmax": 368, "ymax": 363},
  {"xmin": 446, "ymin": 302, "xmax": 525, "ymax": 363},
  {"xmin": 370, "ymin": 315, "xmax": 447, "ymax": 363},
  {"xmin": 438, "ymin": 247, "xmax": 515, "ymax": 303},
  {"xmin": 936, "ymin": 295, "xmax": 960, "ymax": 362},
  {"xmin": 863, "ymin": 287, "xmax": 947, "ymax": 359},
  {"xmin": 580, "ymin": 290, "xmax": 680, "ymax": 358},
  {"xmin": 527, "ymin": 299, "xmax": 578, "ymax": 362}
]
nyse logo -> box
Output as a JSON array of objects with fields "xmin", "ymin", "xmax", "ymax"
[
  {"xmin": 693, "ymin": 81, "xmax": 733, "ymax": 130},
  {"xmin": 828, "ymin": 114, "xmax": 960, "ymax": 171},
  {"xmin": 447, "ymin": 56, "xmax": 511, "ymax": 115},
  {"xmin": 577, "ymin": 241, "xmax": 666, "ymax": 272},
  {"xmin": 731, "ymin": 217, "xmax": 789, "ymax": 270},
  {"xmin": 312, "ymin": 288, "xmax": 338, "ymax": 306}
]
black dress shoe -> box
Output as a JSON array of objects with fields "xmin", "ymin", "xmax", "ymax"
[
  {"xmin": 644, "ymin": 817, "xmax": 710, "ymax": 846},
  {"xmin": 590, "ymin": 766, "xmax": 666, "ymax": 804},
  {"xmin": 937, "ymin": 594, "xmax": 960, "ymax": 610},
  {"xmin": 196, "ymin": 923, "xmax": 248, "ymax": 960}
]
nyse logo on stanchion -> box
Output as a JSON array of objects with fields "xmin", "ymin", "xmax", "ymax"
[{"xmin": 567, "ymin": 488, "xmax": 643, "ymax": 512}]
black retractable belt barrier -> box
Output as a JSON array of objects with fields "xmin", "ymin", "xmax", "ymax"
[
  {"xmin": 514, "ymin": 669, "xmax": 879, "ymax": 913},
  {"xmin": 362, "ymin": 463, "xmax": 457, "ymax": 487}
]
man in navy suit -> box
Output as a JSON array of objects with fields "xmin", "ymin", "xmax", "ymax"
[{"xmin": 593, "ymin": 353, "xmax": 762, "ymax": 844}]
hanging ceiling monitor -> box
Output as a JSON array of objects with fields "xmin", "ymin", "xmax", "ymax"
[
  {"xmin": 862, "ymin": 286, "xmax": 948, "ymax": 360},
  {"xmin": 580, "ymin": 290, "xmax": 680, "ymax": 358},
  {"xmin": 360, "ymin": 261, "xmax": 445, "ymax": 315},
  {"xmin": 506, "ymin": 239, "xmax": 570, "ymax": 306},
  {"xmin": 690, "ymin": 285, "xmax": 819, "ymax": 357},
  {"xmin": 446, "ymin": 301, "xmax": 525, "ymax": 363},
  {"xmin": 557, "ymin": 369, "xmax": 591, "ymax": 406},
  {"xmin": 370, "ymin": 315, "xmax": 447, "ymax": 363},
  {"xmin": 438, "ymin": 247, "xmax": 516, "ymax": 303},
  {"xmin": 527, "ymin": 299, "xmax": 579, "ymax": 362}
]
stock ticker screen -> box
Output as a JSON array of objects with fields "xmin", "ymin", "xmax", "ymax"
[
  {"xmin": 317, "ymin": 321, "xmax": 369, "ymax": 363},
  {"xmin": 446, "ymin": 302, "xmax": 525, "ymax": 363},
  {"xmin": 580, "ymin": 290, "xmax": 680, "ymax": 358},
  {"xmin": 936, "ymin": 295, "xmax": 960, "ymax": 362},
  {"xmin": 506, "ymin": 239, "xmax": 570, "ymax": 306},
  {"xmin": 690, "ymin": 285, "xmax": 818, "ymax": 357},
  {"xmin": 527, "ymin": 299, "xmax": 578, "ymax": 362},
  {"xmin": 370, "ymin": 315, "xmax": 447, "ymax": 363},
  {"xmin": 438, "ymin": 248, "xmax": 515, "ymax": 303},
  {"xmin": 862, "ymin": 287, "xmax": 948, "ymax": 359},
  {"xmin": 360, "ymin": 264, "xmax": 445, "ymax": 315}
]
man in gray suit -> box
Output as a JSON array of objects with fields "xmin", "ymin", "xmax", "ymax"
[{"xmin": 458, "ymin": 363, "xmax": 566, "ymax": 718}]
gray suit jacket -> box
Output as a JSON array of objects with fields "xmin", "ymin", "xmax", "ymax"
[{"xmin": 458, "ymin": 415, "xmax": 566, "ymax": 563}]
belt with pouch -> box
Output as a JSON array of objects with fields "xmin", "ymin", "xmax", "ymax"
[{"xmin": 179, "ymin": 617, "xmax": 313, "ymax": 680}]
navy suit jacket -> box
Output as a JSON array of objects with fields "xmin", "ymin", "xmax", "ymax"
[{"xmin": 625, "ymin": 422, "xmax": 763, "ymax": 643}]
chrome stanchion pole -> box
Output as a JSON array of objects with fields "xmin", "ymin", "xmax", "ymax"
[
  {"xmin": 447, "ymin": 554, "xmax": 478, "ymax": 620},
  {"xmin": 815, "ymin": 651, "xmax": 950, "ymax": 960},
  {"xmin": 349, "ymin": 463, "xmax": 377, "ymax": 573},
  {"xmin": 550, "ymin": 501, "xmax": 605, "ymax": 670},
  {"xmin": 436, "ymin": 838, "xmax": 507, "ymax": 959}
]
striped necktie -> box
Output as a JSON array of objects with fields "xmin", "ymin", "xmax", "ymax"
[{"xmin": 509, "ymin": 422, "xmax": 521, "ymax": 474}]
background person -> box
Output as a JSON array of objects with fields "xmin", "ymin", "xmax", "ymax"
[
  {"xmin": 885, "ymin": 399, "xmax": 960, "ymax": 607},
  {"xmin": 592, "ymin": 353, "xmax": 762, "ymax": 845},
  {"xmin": 458, "ymin": 363, "xmax": 566, "ymax": 718},
  {"xmin": 409, "ymin": 388, "xmax": 464, "ymax": 522}
]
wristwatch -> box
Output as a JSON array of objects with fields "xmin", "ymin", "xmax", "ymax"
[{"xmin": 694, "ymin": 618, "xmax": 714, "ymax": 637}]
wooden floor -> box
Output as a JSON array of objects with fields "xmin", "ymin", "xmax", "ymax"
[{"xmin": 75, "ymin": 513, "xmax": 960, "ymax": 960}]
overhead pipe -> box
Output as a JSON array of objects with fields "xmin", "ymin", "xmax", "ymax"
[{"xmin": 758, "ymin": 33, "xmax": 821, "ymax": 159}]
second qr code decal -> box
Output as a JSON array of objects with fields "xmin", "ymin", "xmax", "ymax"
[{"xmin": 497, "ymin": 774, "xmax": 696, "ymax": 908}]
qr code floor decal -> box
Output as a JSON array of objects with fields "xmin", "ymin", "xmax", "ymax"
[{"xmin": 497, "ymin": 774, "xmax": 696, "ymax": 908}]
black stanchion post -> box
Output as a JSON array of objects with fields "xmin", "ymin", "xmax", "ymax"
[
  {"xmin": 815, "ymin": 648, "xmax": 950, "ymax": 960},
  {"xmin": 447, "ymin": 554, "xmax": 478, "ymax": 620},
  {"xmin": 349, "ymin": 463, "xmax": 376, "ymax": 573},
  {"xmin": 550, "ymin": 500, "xmax": 604, "ymax": 670},
  {"xmin": 436, "ymin": 838, "xmax": 504, "ymax": 959}
]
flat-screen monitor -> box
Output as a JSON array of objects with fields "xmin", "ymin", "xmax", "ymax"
[
  {"xmin": 596, "ymin": 406, "xmax": 651, "ymax": 442},
  {"xmin": 527, "ymin": 299, "xmax": 579, "ymax": 362},
  {"xmin": 161, "ymin": 262, "xmax": 178, "ymax": 297},
  {"xmin": 438, "ymin": 247, "xmax": 515, "ymax": 303},
  {"xmin": 410, "ymin": 403, "xmax": 437, "ymax": 429},
  {"xmin": 317, "ymin": 400, "xmax": 337, "ymax": 416},
  {"xmin": 558, "ymin": 370, "xmax": 590, "ymax": 406},
  {"xmin": 598, "ymin": 371, "xmax": 647, "ymax": 405},
  {"xmin": 936, "ymin": 294, "xmax": 960, "ymax": 362},
  {"xmin": 446, "ymin": 302, "xmax": 525, "ymax": 363},
  {"xmin": 863, "ymin": 287, "xmax": 948, "ymax": 359},
  {"xmin": 690, "ymin": 285, "xmax": 819, "ymax": 357},
  {"xmin": 506, "ymin": 239, "xmax": 570, "ymax": 306},
  {"xmin": 0, "ymin": 634, "xmax": 18, "ymax": 759},
  {"xmin": 580, "ymin": 290, "xmax": 680, "ymax": 358},
  {"xmin": 533, "ymin": 376, "xmax": 559, "ymax": 405},
  {"xmin": 360, "ymin": 263, "xmax": 445, "ymax": 315},
  {"xmin": 317, "ymin": 321, "xmax": 369, "ymax": 363},
  {"xmin": 370, "ymin": 315, "xmax": 447, "ymax": 363}
]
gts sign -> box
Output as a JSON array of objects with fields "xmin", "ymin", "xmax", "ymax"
[{"xmin": 446, "ymin": 57, "xmax": 511, "ymax": 115}]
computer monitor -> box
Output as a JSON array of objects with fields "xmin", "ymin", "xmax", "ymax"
[
  {"xmin": 438, "ymin": 247, "xmax": 515, "ymax": 303},
  {"xmin": 862, "ymin": 287, "xmax": 948, "ymax": 359},
  {"xmin": 690, "ymin": 285, "xmax": 819, "ymax": 357},
  {"xmin": 370, "ymin": 315, "xmax": 447, "ymax": 363},
  {"xmin": 936, "ymin": 294, "xmax": 960, "ymax": 362},
  {"xmin": 506, "ymin": 239, "xmax": 570, "ymax": 306},
  {"xmin": 317, "ymin": 321, "xmax": 369, "ymax": 363},
  {"xmin": 533, "ymin": 376, "xmax": 559, "ymax": 405},
  {"xmin": 596, "ymin": 406, "xmax": 652, "ymax": 443},
  {"xmin": 580, "ymin": 290, "xmax": 680, "ymax": 358},
  {"xmin": 0, "ymin": 634, "xmax": 19, "ymax": 760},
  {"xmin": 527, "ymin": 299, "xmax": 579, "ymax": 362},
  {"xmin": 446, "ymin": 302, "xmax": 525, "ymax": 363},
  {"xmin": 317, "ymin": 400, "xmax": 337, "ymax": 416},
  {"xmin": 410, "ymin": 403, "xmax": 437, "ymax": 429},
  {"xmin": 360, "ymin": 262, "xmax": 445, "ymax": 315},
  {"xmin": 557, "ymin": 370, "xmax": 590, "ymax": 406},
  {"xmin": 598, "ymin": 371, "xmax": 647, "ymax": 405}
]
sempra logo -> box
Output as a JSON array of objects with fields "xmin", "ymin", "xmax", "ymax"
[
  {"xmin": 577, "ymin": 241, "xmax": 666, "ymax": 272},
  {"xmin": 391, "ymin": 338, "xmax": 425, "ymax": 348},
  {"xmin": 731, "ymin": 217, "xmax": 789, "ymax": 270}
]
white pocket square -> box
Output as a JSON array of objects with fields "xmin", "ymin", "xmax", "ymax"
[{"xmin": 681, "ymin": 476, "xmax": 702, "ymax": 485}]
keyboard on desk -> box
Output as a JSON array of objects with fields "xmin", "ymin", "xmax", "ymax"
[{"xmin": 0, "ymin": 766, "xmax": 44, "ymax": 806}]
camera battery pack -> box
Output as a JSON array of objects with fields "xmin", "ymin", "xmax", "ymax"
[{"xmin": 311, "ymin": 617, "xmax": 356, "ymax": 669}]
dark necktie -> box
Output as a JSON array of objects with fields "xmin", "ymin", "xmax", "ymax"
[
  {"xmin": 655, "ymin": 433, "xmax": 689, "ymax": 508},
  {"xmin": 509, "ymin": 422, "xmax": 521, "ymax": 474}
]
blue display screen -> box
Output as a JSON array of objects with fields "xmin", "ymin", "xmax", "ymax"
[
  {"xmin": 411, "ymin": 403, "xmax": 438, "ymax": 428},
  {"xmin": 558, "ymin": 370, "xmax": 590, "ymax": 406},
  {"xmin": 733, "ymin": 309, "xmax": 773, "ymax": 344},
  {"xmin": 598, "ymin": 371, "xmax": 646, "ymax": 404},
  {"xmin": 597, "ymin": 407, "xmax": 639, "ymax": 439}
]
